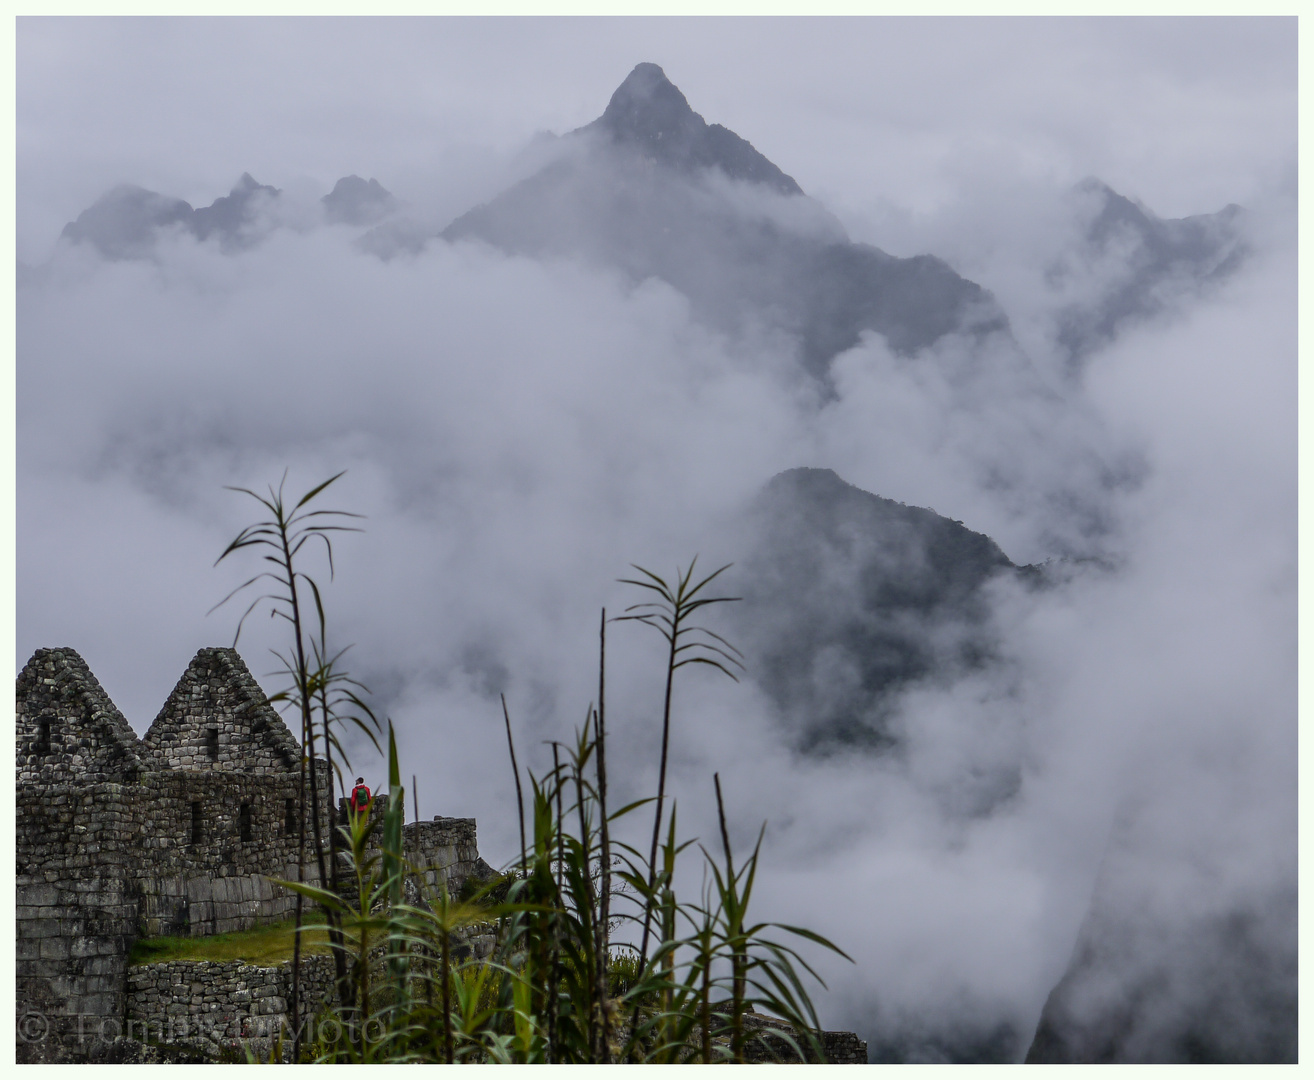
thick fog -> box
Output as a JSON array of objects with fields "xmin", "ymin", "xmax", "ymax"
[{"xmin": 16, "ymin": 18, "xmax": 1296, "ymax": 1062}]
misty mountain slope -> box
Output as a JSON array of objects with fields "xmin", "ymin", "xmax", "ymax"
[
  {"xmin": 61, "ymin": 173, "xmax": 282, "ymax": 257},
  {"xmin": 1049, "ymin": 179, "xmax": 1247, "ymax": 366},
  {"xmin": 434, "ymin": 63, "xmax": 1009, "ymax": 381},
  {"xmin": 727, "ymin": 467, "xmax": 1037, "ymax": 757},
  {"xmin": 1025, "ymin": 881, "xmax": 1296, "ymax": 1063}
]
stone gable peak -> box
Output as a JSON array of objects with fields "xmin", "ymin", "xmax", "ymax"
[
  {"xmin": 16, "ymin": 646, "xmax": 146, "ymax": 784},
  {"xmin": 142, "ymin": 647, "xmax": 300, "ymax": 774}
]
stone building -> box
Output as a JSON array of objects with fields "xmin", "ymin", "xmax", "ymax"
[{"xmin": 15, "ymin": 646, "xmax": 493, "ymax": 1063}]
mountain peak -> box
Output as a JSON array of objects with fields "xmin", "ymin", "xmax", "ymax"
[
  {"xmin": 599, "ymin": 63, "xmax": 696, "ymax": 142},
  {"xmin": 322, "ymin": 175, "xmax": 398, "ymax": 226},
  {"xmin": 583, "ymin": 63, "xmax": 803, "ymax": 196},
  {"xmin": 616, "ymin": 61, "xmax": 674, "ymax": 90}
]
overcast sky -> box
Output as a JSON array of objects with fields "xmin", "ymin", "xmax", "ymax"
[{"xmin": 15, "ymin": 16, "xmax": 1297, "ymax": 1061}]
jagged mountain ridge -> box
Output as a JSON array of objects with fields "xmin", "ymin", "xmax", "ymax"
[
  {"xmin": 48, "ymin": 63, "xmax": 1246, "ymax": 386},
  {"xmin": 60, "ymin": 173, "xmax": 282, "ymax": 258},
  {"xmin": 56, "ymin": 172, "xmax": 401, "ymax": 259},
  {"xmin": 59, "ymin": 185, "xmax": 196, "ymax": 261},
  {"xmin": 440, "ymin": 63, "xmax": 1008, "ymax": 380}
]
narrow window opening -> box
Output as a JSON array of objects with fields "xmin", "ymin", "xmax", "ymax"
[
  {"xmin": 284, "ymin": 798, "xmax": 298, "ymax": 838},
  {"xmin": 190, "ymin": 801, "xmax": 203, "ymax": 846},
  {"xmin": 205, "ymin": 727, "xmax": 219, "ymax": 760},
  {"xmin": 35, "ymin": 717, "xmax": 51, "ymax": 755},
  {"xmin": 239, "ymin": 803, "xmax": 252, "ymax": 843}
]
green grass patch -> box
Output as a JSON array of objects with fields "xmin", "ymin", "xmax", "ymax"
[{"xmin": 129, "ymin": 912, "xmax": 334, "ymax": 967}]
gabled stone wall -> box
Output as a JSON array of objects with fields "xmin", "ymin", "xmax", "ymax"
[
  {"xmin": 142, "ymin": 648, "xmax": 301, "ymax": 774},
  {"xmin": 17, "ymin": 648, "xmax": 145, "ymax": 785}
]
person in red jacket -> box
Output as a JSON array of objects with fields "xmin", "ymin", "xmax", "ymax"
[{"xmin": 349, "ymin": 777, "xmax": 372, "ymax": 814}]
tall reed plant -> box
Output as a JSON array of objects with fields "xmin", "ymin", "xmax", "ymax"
[
  {"xmin": 226, "ymin": 474, "xmax": 849, "ymax": 1062},
  {"xmin": 214, "ymin": 472, "xmax": 380, "ymax": 1050}
]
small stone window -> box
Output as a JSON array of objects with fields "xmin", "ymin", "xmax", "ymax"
[
  {"xmin": 35, "ymin": 717, "xmax": 51, "ymax": 755},
  {"xmin": 239, "ymin": 802, "xmax": 252, "ymax": 843},
  {"xmin": 190, "ymin": 801, "xmax": 204, "ymax": 846},
  {"xmin": 205, "ymin": 727, "xmax": 219, "ymax": 760},
  {"xmin": 285, "ymin": 798, "xmax": 298, "ymax": 838}
]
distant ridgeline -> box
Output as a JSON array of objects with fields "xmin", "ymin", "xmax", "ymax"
[
  {"xmin": 49, "ymin": 64, "xmax": 1245, "ymax": 389},
  {"xmin": 14, "ymin": 646, "xmax": 495, "ymax": 1063}
]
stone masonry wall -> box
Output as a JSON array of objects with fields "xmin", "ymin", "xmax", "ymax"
[
  {"xmin": 15, "ymin": 873, "xmax": 138, "ymax": 1063},
  {"xmin": 737, "ymin": 1012, "xmax": 870, "ymax": 1064},
  {"xmin": 123, "ymin": 955, "xmax": 337, "ymax": 1060},
  {"xmin": 16, "ymin": 770, "xmax": 330, "ymax": 1064},
  {"xmin": 820, "ymin": 1030, "xmax": 870, "ymax": 1064},
  {"xmin": 16, "ymin": 646, "xmax": 337, "ymax": 1063},
  {"xmin": 398, "ymin": 816, "xmax": 496, "ymax": 897},
  {"xmin": 16, "ymin": 780, "xmax": 141, "ymax": 1062},
  {"xmin": 340, "ymin": 799, "xmax": 497, "ymax": 904},
  {"xmin": 133, "ymin": 768, "xmax": 332, "ymax": 937},
  {"xmin": 18, "ymin": 771, "xmax": 334, "ymax": 941}
]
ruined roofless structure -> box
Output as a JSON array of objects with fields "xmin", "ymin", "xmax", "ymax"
[{"xmin": 15, "ymin": 646, "xmax": 494, "ymax": 1062}]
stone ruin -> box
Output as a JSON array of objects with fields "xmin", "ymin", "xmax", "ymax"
[
  {"xmin": 16, "ymin": 644, "xmax": 867, "ymax": 1063},
  {"xmin": 15, "ymin": 645, "xmax": 494, "ymax": 1063}
]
